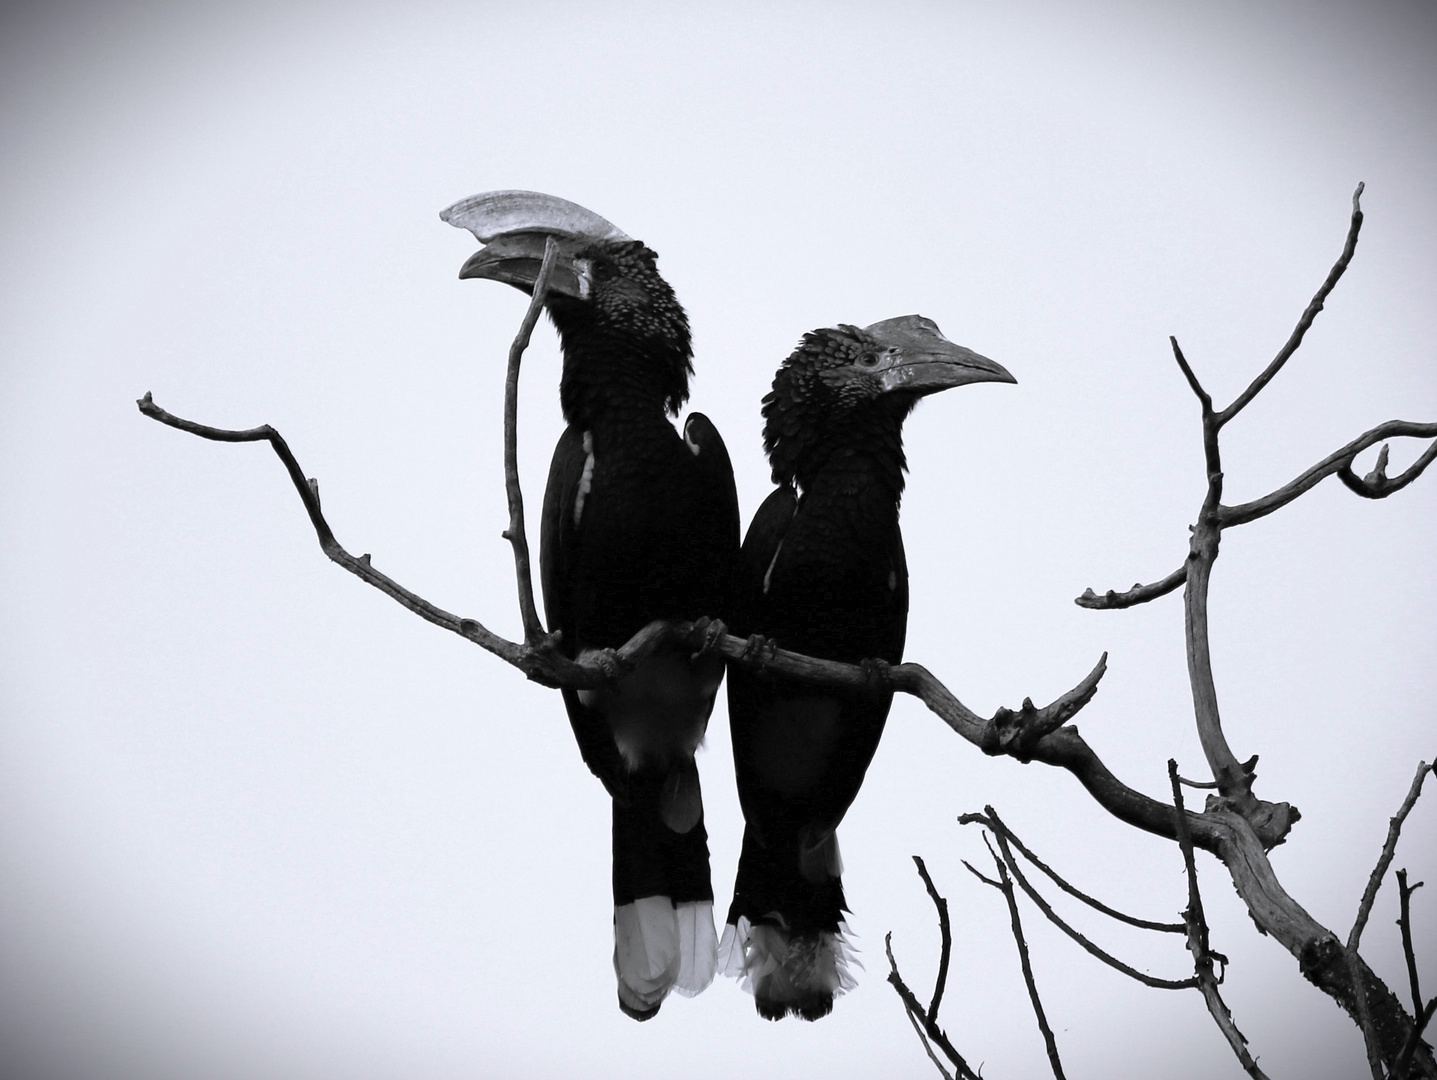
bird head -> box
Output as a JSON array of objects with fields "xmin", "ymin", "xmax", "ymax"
[
  {"xmin": 442, "ymin": 190, "xmax": 692, "ymax": 416},
  {"xmin": 762, "ymin": 315, "xmax": 1014, "ymax": 487}
]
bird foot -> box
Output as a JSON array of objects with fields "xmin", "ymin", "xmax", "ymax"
[
  {"xmin": 689, "ymin": 617, "xmax": 728, "ymax": 659},
  {"xmin": 739, "ymin": 633, "xmax": 779, "ymax": 667},
  {"xmin": 859, "ymin": 657, "xmax": 893, "ymax": 699},
  {"xmin": 578, "ymin": 646, "xmax": 628, "ymax": 682}
]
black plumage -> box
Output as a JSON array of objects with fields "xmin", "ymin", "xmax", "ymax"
[
  {"xmin": 720, "ymin": 315, "xmax": 1013, "ymax": 1021},
  {"xmin": 445, "ymin": 192, "xmax": 739, "ymax": 1019}
]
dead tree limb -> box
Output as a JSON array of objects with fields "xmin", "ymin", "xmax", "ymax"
[
  {"xmin": 885, "ymin": 926, "xmax": 981, "ymax": 1080},
  {"xmin": 1072, "ymin": 184, "xmax": 1437, "ymax": 1076},
  {"xmin": 1170, "ymin": 760, "xmax": 1271, "ymax": 1080}
]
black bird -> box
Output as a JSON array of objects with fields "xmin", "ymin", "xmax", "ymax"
[
  {"xmin": 443, "ymin": 191, "xmax": 740, "ymax": 1019},
  {"xmin": 718, "ymin": 315, "xmax": 1014, "ymax": 1020}
]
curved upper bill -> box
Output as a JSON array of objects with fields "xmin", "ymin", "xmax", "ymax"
[
  {"xmin": 439, "ymin": 190, "xmax": 631, "ymax": 244},
  {"xmin": 441, "ymin": 190, "xmax": 631, "ymax": 297},
  {"xmin": 864, "ymin": 314, "xmax": 1015, "ymax": 395}
]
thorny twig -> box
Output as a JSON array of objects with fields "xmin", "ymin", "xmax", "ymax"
[
  {"xmin": 1170, "ymin": 761, "xmax": 1271, "ymax": 1080},
  {"xmin": 965, "ymin": 836, "xmax": 1066, "ymax": 1080}
]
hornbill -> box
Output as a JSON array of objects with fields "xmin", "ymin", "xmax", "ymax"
[
  {"xmin": 442, "ymin": 191, "xmax": 740, "ymax": 1020},
  {"xmin": 718, "ymin": 315, "xmax": 1013, "ymax": 1021}
]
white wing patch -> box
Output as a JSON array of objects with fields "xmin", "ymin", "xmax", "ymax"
[
  {"xmin": 762, "ymin": 539, "xmax": 784, "ymax": 595},
  {"xmin": 574, "ymin": 431, "xmax": 595, "ymax": 525}
]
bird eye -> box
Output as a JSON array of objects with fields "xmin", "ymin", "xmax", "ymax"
[
  {"xmin": 859, "ymin": 353, "xmax": 879, "ymax": 367},
  {"xmin": 593, "ymin": 262, "xmax": 616, "ymax": 282}
]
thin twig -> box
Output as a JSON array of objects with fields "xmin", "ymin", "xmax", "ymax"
[
  {"xmin": 501, "ymin": 235, "xmax": 560, "ymax": 645},
  {"xmin": 1171, "ymin": 335, "xmax": 1213, "ymax": 413},
  {"xmin": 912, "ymin": 856, "xmax": 952, "ymax": 1022},
  {"xmin": 885, "ymin": 932, "xmax": 981, "ymax": 1080},
  {"xmin": 1398, "ymin": 869, "xmax": 1426, "ymax": 1015},
  {"xmin": 970, "ymin": 821, "xmax": 1198, "ymax": 990},
  {"xmin": 971, "ymin": 834, "xmax": 1067, "ymax": 1080},
  {"xmin": 966, "ymin": 808, "xmax": 1186, "ymax": 933},
  {"xmin": 1350, "ymin": 760, "xmax": 1434, "ymax": 951},
  {"xmin": 1217, "ymin": 182, "xmax": 1365, "ymax": 427},
  {"xmin": 1075, "ymin": 564, "xmax": 1188, "ymax": 610},
  {"xmin": 1170, "ymin": 761, "xmax": 1272, "ymax": 1080},
  {"xmin": 1346, "ymin": 760, "xmax": 1435, "ymax": 1078}
]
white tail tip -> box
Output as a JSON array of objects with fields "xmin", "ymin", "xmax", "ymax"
[
  {"xmin": 614, "ymin": 897, "xmax": 717, "ymax": 1019},
  {"xmin": 718, "ymin": 916, "xmax": 858, "ymax": 1021}
]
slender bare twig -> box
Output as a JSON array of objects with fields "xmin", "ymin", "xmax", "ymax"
[
  {"xmin": 1171, "ymin": 335, "xmax": 1214, "ymax": 414},
  {"xmin": 967, "ymin": 808, "xmax": 1185, "ymax": 933},
  {"xmin": 1216, "ymin": 181, "xmax": 1365, "ymax": 427},
  {"xmin": 1169, "ymin": 761, "xmax": 1272, "ymax": 1080},
  {"xmin": 967, "ymin": 836, "xmax": 1066, "ymax": 1080},
  {"xmin": 1075, "ymin": 564, "xmax": 1187, "ymax": 610},
  {"xmin": 1398, "ymin": 869, "xmax": 1426, "ymax": 1015},
  {"xmin": 964, "ymin": 817, "xmax": 1197, "ymax": 990},
  {"xmin": 885, "ymin": 933, "xmax": 981, "ymax": 1080},
  {"xmin": 1351, "ymin": 760, "xmax": 1434, "ymax": 951},
  {"xmin": 500, "ymin": 235, "xmax": 560, "ymax": 645},
  {"xmin": 911, "ymin": 856, "xmax": 952, "ymax": 1022},
  {"xmin": 1221, "ymin": 421, "xmax": 1437, "ymax": 526},
  {"xmin": 1345, "ymin": 760, "xmax": 1435, "ymax": 1078}
]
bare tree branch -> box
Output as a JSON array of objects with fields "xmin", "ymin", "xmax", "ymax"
[
  {"xmin": 1075, "ymin": 564, "xmax": 1187, "ymax": 610},
  {"xmin": 1171, "ymin": 334, "xmax": 1215, "ymax": 412},
  {"xmin": 1220, "ymin": 421, "xmax": 1437, "ymax": 527},
  {"xmin": 970, "ymin": 808, "xmax": 1185, "ymax": 933},
  {"xmin": 1169, "ymin": 761, "xmax": 1272, "ymax": 1080},
  {"xmin": 1216, "ymin": 181, "xmax": 1365, "ymax": 427},
  {"xmin": 1351, "ymin": 759, "xmax": 1434, "ymax": 951},
  {"xmin": 969, "ymin": 835, "xmax": 1067, "ymax": 1080},
  {"xmin": 1339, "ymin": 439, "xmax": 1437, "ymax": 499},
  {"xmin": 500, "ymin": 235, "xmax": 560, "ymax": 645},
  {"xmin": 885, "ymin": 932, "xmax": 981, "ymax": 1080},
  {"xmin": 962, "ymin": 815, "xmax": 1198, "ymax": 991},
  {"xmin": 1344, "ymin": 760, "xmax": 1436, "ymax": 1077},
  {"xmin": 911, "ymin": 856, "xmax": 953, "ymax": 1023},
  {"xmin": 1398, "ymin": 869, "xmax": 1426, "ymax": 1016}
]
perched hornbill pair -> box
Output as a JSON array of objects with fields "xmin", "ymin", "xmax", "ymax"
[{"xmin": 443, "ymin": 191, "xmax": 1014, "ymax": 1021}]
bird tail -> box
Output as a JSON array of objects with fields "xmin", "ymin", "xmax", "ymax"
[
  {"xmin": 718, "ymin": 824, "xmax": 859, "ymax": 1021},
  {"xmin": 611, "ymin": 765, "xmax": 717, "ymax": 1020}
]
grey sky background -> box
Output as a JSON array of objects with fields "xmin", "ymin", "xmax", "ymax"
[{"xmin": 2, "ymin": 2, "xmax": 1434, "ymax": 1077}]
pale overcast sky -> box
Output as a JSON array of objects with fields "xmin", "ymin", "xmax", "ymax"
[{"xmin": 2, "ymin": 2, "xmax": 1435, "ymax": 1078}]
